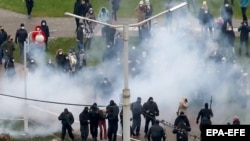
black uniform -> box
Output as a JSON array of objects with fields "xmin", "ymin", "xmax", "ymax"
[
  {"xmin": 130, "ymin": 97, "xmax": 142, "ymax": 136},
  {"xmin": 196, "ymin": 103, "xmax": 213, "ymax": 141},
  {"xmin": 173, "ymin": 112, "xmax": 191, "ymax": 141},
  {"xmin": 106, "ymin": 100, "xmax": 119, "ymax": 141},
  {"xmin": 89, "ymin": 103, "xmax": 100, "ymax": 141},
  {"xmin": 58, "ymin": 108, "xmax": 75, "ymax": 141},
  {"xmin": 142, "ymin": 97, "xmax": 159, "ymax": 137},
  {"xmin": 147, "ymin": 120, "xmax": 166, "ymax": 141},
  {"xmin": 79, "ymin": 107, "xmax": 90, "ymax": 141}
]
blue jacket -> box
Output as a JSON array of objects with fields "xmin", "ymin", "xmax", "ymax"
[{"xmin": 240, "ymin": 0, "xmax": 250, "ymax": 7}]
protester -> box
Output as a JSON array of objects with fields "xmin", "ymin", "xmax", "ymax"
[
  {"xmin": 85, "ymin": 8, "xmax": 96, "ymax": 50},
  {"xmin": 82, "ymin": 0, "xmax": 93, "ymax": 17},
  {"xmin": 240, "ymin": 0, "xmax": 250, "ymax": 24},
  {"xmin": 1, "ymin": 35, "xmax": 15, "ymax": 70},
  {"xmin": 177, "ymin": 97, "xmax": 188, "ymax": 116},
  {"xmin": 144, "ymin": 0, "xmax": 153, "ymax": 29},
  {"xmin": 58, "ymin": 108, "xmax": 75, "ymax": 141},
  {"xmin": 98, "ymin": 108, "xmax": 107, "ymax": 140},
  {"xmin": 198, "ymin": 0, "xmax": 214, "ymax": 37},
  {"xmin": 55, "ymin": 49, "xmax": 67, "ymax": 72},
  {"xmin": 76, "ymin": 22, "xmax": 85, "ymax": 51},
  {"xmin": 15, "ymin": 23, "xmax": 27, "ymax": 59},
  {"xmin": 111, "ymin": 0, "xmax": 121, "ymax": 21},
  {"xmin": 40, "ymin": 20, "xmax": 50, "ymax": 51},
  {"xmin": 0, "ymin": 26, "xmax": 8, "ymax": 65},
  {"xmin": 223, "ymin": 24, "xmax": 236, "ymax": 60},
  {"xmin": 23, "ymin": 0, "xmax": 34, "ymax": 19},
  {"xmin": 98, "ymin": 7, "xmax": 110, "ymax": 24},
  {"xmin": 135, "ymin": 0, "xmax": 146, "ymax": 39},
  {"xmin": 238, "ymin": 20, "xmax": 250, "ymax": 56},
  {"xmin": 220, "ymin": 1, "xmax": 233, "ymax": 32},
  {"xmin": 73, "ymin": 0, "xmax": 83, "ymax": 32},
  {"xmin": 232, "ymin": 115, "xmax": 240, "ymax": 125}
]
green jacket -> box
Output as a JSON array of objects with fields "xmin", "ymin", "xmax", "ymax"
[{"xmin": 1, "ymin": 40, "xmax": 15, "ymax": 57}]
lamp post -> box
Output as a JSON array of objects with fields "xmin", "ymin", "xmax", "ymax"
[
  {"xmin": 23, "ymin": 31, "xmax": 45, "ymax": 134},
  {"xmin": 64, "ymin": 2, "xmax": 186, "ymax": 140}
]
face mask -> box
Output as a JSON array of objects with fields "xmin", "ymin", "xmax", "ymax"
[
  {"xmin": 21, "ymin": 26, "xmax": 24, "ymax": 29},
  {"xmin": 59, "ymin": 52, "xmax": 62, "ymax": 55},
  {"xmin": 42, "ymin": 23, "xmax": 45, "ymax": 26},
  {"xmin": 103, "ymin": 80, "xmax": 107, "ymax": 84}
]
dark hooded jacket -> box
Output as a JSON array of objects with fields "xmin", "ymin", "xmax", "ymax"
[
  {"xmin": 238, "ymin": 22, "xmax": 250, "ymax": 41},
  {"xmin": 0, "ymin": 28, "xmax": 8, "ymax": 45},
  {"xmin": 106, "ymin": 101, "xmax": 119, "ymax": 122},
  {"xmin": 15, "ymin": 25, "xmax": 28, "ymax": 43},
  {"xmin": 89, "ymin": 103, "xmax": 100, "ymax": 126},
  {"xmin": 79, "ymin": 107, "xmax": 90, "ymax": 126},
  {"xmin": 73, "ymin": 0, "xmax": 83, "ymax": 16},
  {"xmin": 142, "ymin": 97, "xmax": 159, "ymax": 117},
  {"xmin": 40, "ymin": 20, "xmax": 50, "ymax": 41},
  {"xmin": 148, "ymin": 120, "xmax": 166, "ymax": 141},
  {"xmin": 58, "ymin": 109, "xmax": 74, "ymax": 125},
  {"xmin": 196, "ymin": 103, "xmax": 213, "ymax": 125},
  {"xmin": 130, "ymin": 98, "xmax": 142, "ymax": 118}
]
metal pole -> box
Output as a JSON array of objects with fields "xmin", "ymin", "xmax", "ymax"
[
  {"xmin": 23, "ymin": 40, "xmax": 28, "ymax": 134},
  {"xmin": 122, "ymin": 25, "xmax": 130, "ymax": 141},
  {"xmin": 23, "ymin": 31, "xmax": 32, "ymax": 134}
]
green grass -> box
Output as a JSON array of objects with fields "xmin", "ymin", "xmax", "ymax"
[
  {"xmin": 0, "ymin": 0, "xmax": 247, "ymax": 18},
  {"xmin": 14, "ymin": 36, "xmax": 140, "ymax": 66}
]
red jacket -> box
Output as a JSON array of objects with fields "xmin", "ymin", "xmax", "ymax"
[{"xmin": 31, "ymin": 25, "xmax": 46, "ymax": 42}]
